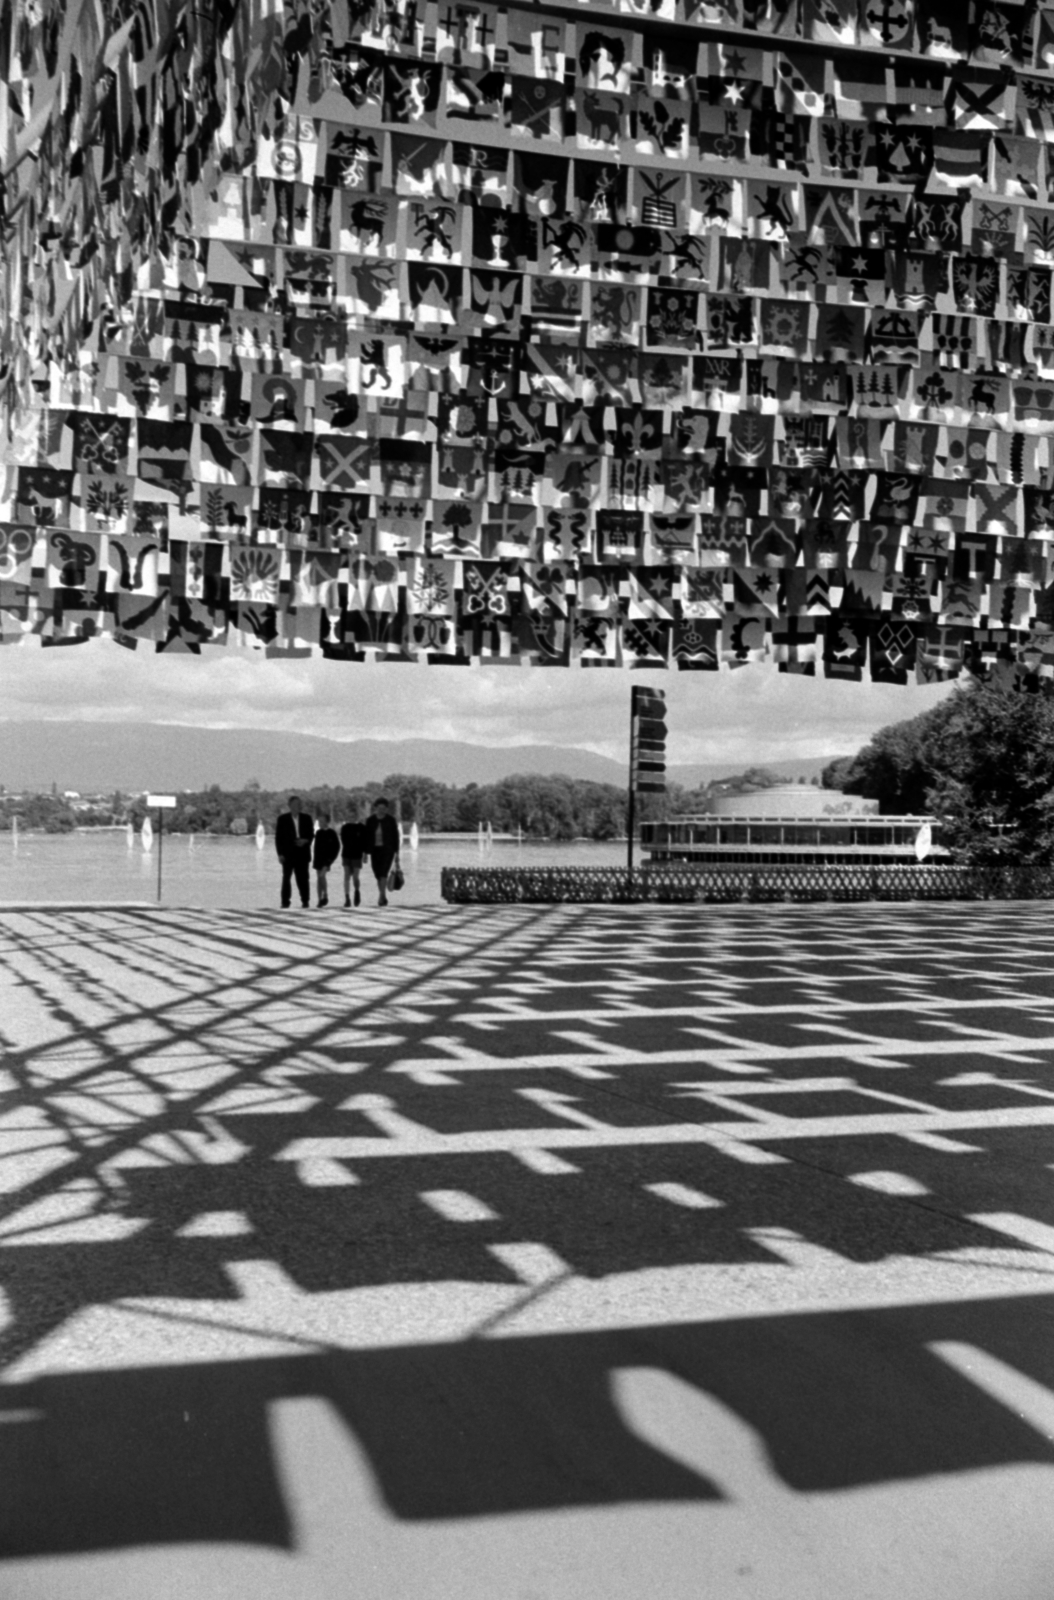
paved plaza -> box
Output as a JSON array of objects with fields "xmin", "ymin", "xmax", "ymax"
[{"xmin": 2, "ymin": 901, "xmax": 1054, "ymax": 1597}]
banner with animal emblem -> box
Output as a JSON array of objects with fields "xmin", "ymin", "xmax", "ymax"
[{"xmin": 6, "ymin": 0, "xmax": 1054, "ymax": 684}]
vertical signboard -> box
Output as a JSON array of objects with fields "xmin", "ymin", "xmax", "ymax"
[{"xmin": 627, "ymin": 687, "xmax": 667, "ymax": 873}]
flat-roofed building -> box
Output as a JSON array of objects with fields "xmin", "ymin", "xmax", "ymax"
[{"xmin": 643, "ymin": 787, "xmax": 942, "ymax": 866}]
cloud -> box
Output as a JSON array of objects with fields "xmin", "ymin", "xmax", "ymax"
[{"xmin": 0, "ymin": 640, "xmax": 955, "ymax": 765}]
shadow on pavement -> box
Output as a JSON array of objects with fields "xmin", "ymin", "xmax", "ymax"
[{"xmin": 2, "ymin": 904, "xmax": 1054, "ymax": 1557}]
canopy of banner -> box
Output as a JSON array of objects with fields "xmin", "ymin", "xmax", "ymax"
[{"xmin": 3, "ymin": 0, "xmax": 1054, "ymax": 680}]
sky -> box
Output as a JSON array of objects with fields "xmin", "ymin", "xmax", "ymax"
[{"xmin": 0, "ymin": 641, "xmax": 957, "ymax": 768}]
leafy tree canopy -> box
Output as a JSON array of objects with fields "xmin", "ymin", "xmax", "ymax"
[
  {"xmin": 822, "ymin": 699, "xmax": 963, "ymax": 813},
  {"xmin": 925, "ymin": 687, "xmax": 1054, "ymax": 869},
  {"xmin": 821, "ymin": 682, "xmax": 1054, "ymax": 868}
]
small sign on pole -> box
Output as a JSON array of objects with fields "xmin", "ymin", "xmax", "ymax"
[{"xmin": 146, "ymin": 796, "xmax": 177, "ymax": 903}]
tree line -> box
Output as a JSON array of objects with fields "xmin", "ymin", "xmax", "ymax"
[
  {"xmin": 0, "ymin": 766, "xmax": 820, "ymax": 840},
  {"xmin": 155, "ymin": 775, "xmax": 634, "ymax": 841}
]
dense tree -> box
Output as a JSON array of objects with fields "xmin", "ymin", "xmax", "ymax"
[
  {"xmin": 924, "ymin": 687, "xmax": 1054, "ymax": 869},
  {"xmin": 455, "ymin": 783, "xmax": 485, "ymax": 832},
  {"xmin": 378, "ymin": 775, "xmax": 453, "ymax": 831},
  {"xmin": 819, "ymin": 682, "xmax": 1054, "ymax": 870},
  {"xmin": 825, "ymin": 703, "xmax": 961, "ymax": 813},
  {"xmin": 0, "ymin": 793, "xmax": 77, "ymax": 832},
  {"xmin": 821, "ymin": 757, "xmax": 856, "ymax": 790}
]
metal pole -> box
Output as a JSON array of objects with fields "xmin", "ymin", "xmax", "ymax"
[
  {"xmin": 626, "ymin": 782, "xmax": 636, "ymax": 875},
  {"xmin": 157, "ymin": 808, "xmax": 163, "ymax": 904},
  {"xmin": 627, "ymin": 691, "xmax": 636, "ymax": 875}
]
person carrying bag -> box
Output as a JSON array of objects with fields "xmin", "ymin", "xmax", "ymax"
[{"xmin": 364, "ymin": 797, "xmax": 401, "ymax": 907}]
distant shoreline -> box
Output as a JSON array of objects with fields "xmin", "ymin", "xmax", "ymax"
[{"xmin": 7, "ymin": 828, "xmax": 631, "ymax": 844}]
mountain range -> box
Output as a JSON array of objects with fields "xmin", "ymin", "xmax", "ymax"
[{"xmin": 0, "ymin": 720, "xmax": 841, "ymax": 794}]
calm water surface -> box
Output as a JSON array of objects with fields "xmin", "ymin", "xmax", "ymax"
[{"xmin": 0, "ymin": 832, "xmax": 628, "ymax": 910}]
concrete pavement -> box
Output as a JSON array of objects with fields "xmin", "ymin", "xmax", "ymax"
[{"xmin": 1, "ymin": 901, "xmax": 1054, "ymax": 1597}]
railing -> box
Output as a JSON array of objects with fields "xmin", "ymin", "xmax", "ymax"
[{"xmin": 440, "ymin": 864, "xmax": 1054, "ymax": 905}]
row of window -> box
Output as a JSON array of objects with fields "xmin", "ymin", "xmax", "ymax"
[{"xmin": 644, "ymin": 820, "xmax": 936, "ymax": 848}]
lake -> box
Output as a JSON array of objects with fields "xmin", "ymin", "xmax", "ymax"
[{"xmin": 0, "ymin": 831, "xmax": 629, "ymax": 910}]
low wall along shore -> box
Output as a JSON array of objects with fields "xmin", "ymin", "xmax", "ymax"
[{"xmin": 440, "ymin": 864, "xmax": 1054, "ymax": 906}]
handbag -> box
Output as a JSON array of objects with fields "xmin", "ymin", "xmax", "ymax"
[{"xmin": 388, "ymin": 864, "xmax": 405, "ymax": 892}]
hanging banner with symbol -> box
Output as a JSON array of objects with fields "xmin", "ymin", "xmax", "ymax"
[{"xmin": 0, "ymin": 0, "xmax": 1052, "ymax": 688}]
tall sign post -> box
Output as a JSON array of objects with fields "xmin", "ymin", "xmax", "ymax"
[
  {"xmin": 146, "ymin": 794, "xmax": 177, "ymax": 903},
  {"xmin": 627, "ymin": 686, "xmax": 667, "ymax": 873}
]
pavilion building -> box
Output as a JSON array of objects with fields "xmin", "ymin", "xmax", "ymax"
[{"xmin": 642, "ymin": 787, "xmax": 943, "ymax": 867}]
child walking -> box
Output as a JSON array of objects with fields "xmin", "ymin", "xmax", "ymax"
[
  {"xmin": 340, "ymin": 805, "xmax": 367, "ymax": 908},
  {"xmin": 312, "ymin": 812, "xmax": 340, "ymax": 907}
]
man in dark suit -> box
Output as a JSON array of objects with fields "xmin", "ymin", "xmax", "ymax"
[
  {"xmin": 275, "ymin": 795, "xmax": 314, "ymax": 908},
  {"xmin": 363, "ymin": 796, "xmax": 401, "ymax": 907}
]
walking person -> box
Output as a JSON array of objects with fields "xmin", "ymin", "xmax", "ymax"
[
  {"xmin": 275, "ymin": 795, "xmax": 314, "ymax": 909},
  {"xmin": 340, "ymin": 804, "xmax": 367, "ymax": 908},
  {"xmin": 364, "ymin": 796, "xmax": 401, "ymax": 907},
  {"xmin": 312, "ymin": 811, "xmax": 340, "ymax": 907}
]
